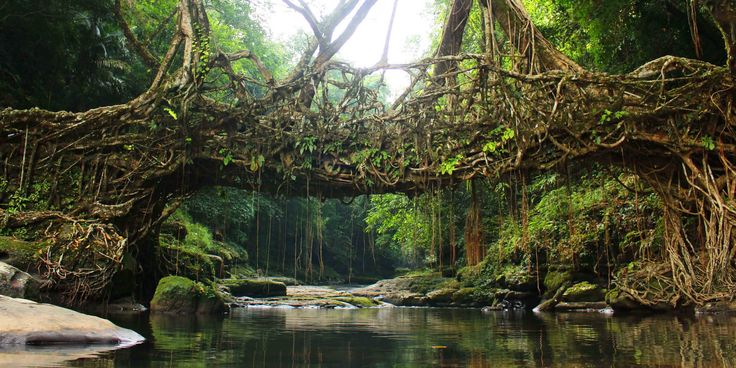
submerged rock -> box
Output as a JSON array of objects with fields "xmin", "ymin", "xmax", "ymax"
[
  {"xmin": 220, "ymin": 278, "xmax": 287, "ymax": 297},
  {"xmin": 554, "ymin": 301, "xmax": 609, "ymax": 311},
  {"xmin": 0, "ymin": 261, "xmax": 42, "ymax": 300},
  {"xmin": 0, "ymin": 295, "xmax": 144, "ymax": 345},
  {"xmin": 150, "ymin": 276, "xmax": 226, "ymax": 314}
]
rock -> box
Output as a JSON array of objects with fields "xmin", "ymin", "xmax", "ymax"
[
  {"xmin": 494, "ymin": 289, "xmax": 540, "ymax": 310},
  {"xmin": 268, "ymin": 277, "xmax": 301, "ymax": 286},
  {"xmin": 150, "ymin": 276, "xmax": 226, "ymax": 314},
  {"xmin": 562, "ymin": 281, "xmax": 605, "ymax": 302},
  {"xmin": 452, "ymin": 287, "xmax": 493, "ymax": 307},
  {"xmin": 605, "ymin": 288, "xmax": 645, "ymax": 311},
  {"xmin": 221, "ymin": 278, "xmax": 287, "ymax": 297},
  {"xmin": 696, "ymin": 300, "xmax": 736, "ymax": 314},
  {"xmin": 543, "ymin": 270, "xmax": 573, "ymax": 298},
  {"xmin": 554, "ymin": 301, "xmax": 609, "ymax": 311},
  {"xmin": 427, "ymin": 288, "xmax": 457, "ymax": 305},
  {"xmin": 104, "ymin": 297, "xmax": 147, "ymax": 313},
  {"xmin": 0, "ymin": 295, "xmax": 144, "ymax": 345},
  {"xmin": 335, "ymin": 296, "xmax": 379, "ymax": 308},
  {"xmin": 0, "ymin": 237, "xmax": 42, "ymax": 271},
  {"xmin": 0, "ymin": 261, "xmax": 41, "ymax": 300},
  {"xmin": 382, "ymin": 292, "xmax": 428, "ymax": 306},
  {"xmin": 495, "ymin": 270, "xmax": 537, "ymax": 292}
]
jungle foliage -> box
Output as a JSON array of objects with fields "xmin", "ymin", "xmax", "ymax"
[{"xmin": 0, "ymin": 0, "xmax": 733, "ymax": 309}]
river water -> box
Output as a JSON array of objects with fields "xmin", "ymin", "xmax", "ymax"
[{"xmin": 10, "ymin": 307, "xmax": 736, "ymax": 367}]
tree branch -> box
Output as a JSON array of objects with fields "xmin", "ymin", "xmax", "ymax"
[{"xmin": 113, "ymin": 0, "xmax": 160, "ymax": 68}]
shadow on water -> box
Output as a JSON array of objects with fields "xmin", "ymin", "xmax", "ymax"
[{"xmin": 26, "ymin": 308, "xmax": 736, "ymax": 367}]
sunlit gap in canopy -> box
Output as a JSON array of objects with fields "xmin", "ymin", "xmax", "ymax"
[{"xmin": 257, "ymin": 0, "xmax": 439, "ymax": 103}]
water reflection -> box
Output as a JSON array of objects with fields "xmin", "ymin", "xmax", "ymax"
[{"xmin": 62, "ymin": 309, "xmax": 736, "ymax": 367}]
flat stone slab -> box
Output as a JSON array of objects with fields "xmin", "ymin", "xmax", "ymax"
[
  {"xmin": 0, "ymin": 295, "xmax": 144, "ymax": 345},
  {"xmin": 234, "ymin": 285, "xmax": 387, "ymax": 309}
]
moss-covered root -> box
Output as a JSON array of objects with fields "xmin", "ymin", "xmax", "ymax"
[{"xmin": 150, "ymin": 276, "xmax": 226, "ymax": 314}]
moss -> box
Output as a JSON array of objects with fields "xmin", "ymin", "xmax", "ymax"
[
  {"xmin": 562, "ymin": 281, "xmax": 604, "ymax": 302},
  {"xmin": 403, "ymin": 272, "xmax": 450, "ymax": 294},
  {"xmin": 336, "ymin": 296, "xmax": 379, "ymax": 308},
  {"xmin": 268, "ymin": 276, "xmax": 300, "ymax": 286},
  {"xmin": 159, "ymin": 211, "xmax": 248, "ymax": 282},
  {"xmin": 544, "ymin": 270, "xmax": 573, "ymax": 297},
  {"xmin": 452, "ymin": 287, "xmax": 476, "ymax": 305},
  {"xmin": 0, "ymin": 236, "xmax": 43, "ymax": 271},
  {"xmin": 427, "ymin": 288, "xmax": 458, "ymax": 304},
  {"xmin": 151, "ymin": 275, "xmax": 225, "ymax": 314},
  {"xmin": 228, "ymin": 264, "xmax": 257, "ymax": 278},
  {"xmin": 221, "ymin": 278, "xmax": 287, "ymax": 297},
  {"xmin": 151, "ymin": 276, "xmax": 199, "ymax": 313}
]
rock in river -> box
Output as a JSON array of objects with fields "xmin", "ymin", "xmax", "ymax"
[
  {"xmin": 0, "ymin": 295, "xmax": 144, "ymax": 345},
  {"xmin": 0, "ymin": 261, "xmax": 41, "ymax": 300}
]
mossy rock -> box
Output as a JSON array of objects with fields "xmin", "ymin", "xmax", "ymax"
[
  {"xmin": 335, "ymin": 296, "xmax": 379, "ymax": 308},
  {"xmin": 494, "ymin": 266, "xmax": 536, "ymax": 292},
  {"xmin": 221, "ymin": 278, "xmax": 287, "ymax": 297},
  {"xmin": 0, "ymin": 236, "xmax": 43, "ymax": 271},
  {"xmin": 452, "ymin": 287, "xmax": 493, "ymax": 306},
  {"xmin": 0, "ymin": 261, "xmax": 42, "ymax": 300},
  {"xmin": 605, "ymin": 288, "xmax": 646, "ymax": 311},
  {"xmin": 427, "ymin": 288, "xmax": 458, "ymax": 305},
  {"xmin": 268, "ymin": 277, "xmax": 300, "ymax": 286},
  {"xmin": 150, "ymin": 276, "xmax": 225, "ymax": 314},
  {"xmin": 543, "ymin": 270, "xmax": 573, "ymax": 298},
  {"xmin": 562, "ymin": 281, "xmax": 605, "ymax": 302}
]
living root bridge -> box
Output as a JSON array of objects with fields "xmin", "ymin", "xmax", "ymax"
[{"xmin": 0, "ymin": 0, "xmax": 735, "ymax": 306}]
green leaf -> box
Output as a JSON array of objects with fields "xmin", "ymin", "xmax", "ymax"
[
  {"xmin": 165, "ymin": 107, "xmax": 178, "ymax": 120},
  {"xmin": 701, "ymin": 135, "xmax": 716, "ymax": 151}
]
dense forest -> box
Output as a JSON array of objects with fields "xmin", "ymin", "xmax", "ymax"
[{"xmin": 0, "ymin": 0, "xmax": 734, "ymax": 314}]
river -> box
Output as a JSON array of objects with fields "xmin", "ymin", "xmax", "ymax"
[{"xmin": 6, "ymin": 307, "xmax": 736, "ymax": 367}]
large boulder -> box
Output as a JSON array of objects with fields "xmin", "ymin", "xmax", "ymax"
[
  {"xmin": 543, "ymin": 270, "xmax": 573, "ymax": 297},
  {"xmin": 561, "ymin": 281, "xmax": 605, "ymax": 302},
  {"xmin": 452, "ymin": 287, "xmax": 494, "ymax": 307},
  {"xmin": 0, "ymin": 261, "xmax": 41, "ymax": 300},
  {"xmin": 426, "ymin": 288, "xmax": 457, "ymax": 305},
  {"xmin": 221, "ymin": 278, "xmax": 287, "ymax": 297},
  {"xmin": 0, "ymin": 295, "xmax": 144, "ymax": 345},
  {"xmin": 150, "ymin": 276, "xmax": 226, "ymax": 314}
]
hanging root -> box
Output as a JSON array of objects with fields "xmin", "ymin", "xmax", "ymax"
[{"xmin": 39, "ymin": 222, "xmax": 127, "ymax": 304}]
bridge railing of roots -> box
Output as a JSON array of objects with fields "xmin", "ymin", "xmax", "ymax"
[{"xmin": 0, "ymin": 0, "xmax": 734, "ymax": 305}]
